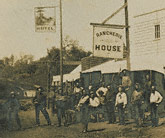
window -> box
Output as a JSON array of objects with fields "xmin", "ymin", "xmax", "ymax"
[{"xmin": 155, "ymin": 24, "xmax": 160, "ymax": 39}]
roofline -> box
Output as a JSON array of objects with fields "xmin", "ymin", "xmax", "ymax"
[
  {"xmin": 134, "ymin": 8, "xmax": 165, "ymax": 18},
  {"xmin": 90, "ymin": 23, "xmax": 127, "ymax": 29}
]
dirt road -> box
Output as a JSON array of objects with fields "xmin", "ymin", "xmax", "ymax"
[{"xmin": 1, "ymin": 109, "xmax": 165, "ymax": 138}]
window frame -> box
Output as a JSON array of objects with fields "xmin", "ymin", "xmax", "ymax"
[{"xmin": 155, "ymin": 24, "xmax": 160, "ymax": 39}]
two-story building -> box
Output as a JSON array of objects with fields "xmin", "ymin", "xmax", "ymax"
[{"xmin": 131, "ymin": 8, "xmax": 165, "ymax": 73}]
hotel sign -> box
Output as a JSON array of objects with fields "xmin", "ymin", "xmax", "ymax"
[{"xmin": 34, "ymin": 7, "xmax": 56, "ymax": 32}]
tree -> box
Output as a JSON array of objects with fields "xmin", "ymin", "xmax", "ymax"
[{"xmin": 0, "ymin": 36, "xmax": 91, "ymax": 91}]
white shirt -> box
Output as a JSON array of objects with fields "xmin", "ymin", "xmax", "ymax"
[
  {"xmin": 74, "ymin": 87, "xmax": 81, "ymax": 94},
  {"xmin": 96, "ymin": 87, "xmax": 108, "ymax": 97},
  {"xmin": 77, "ymin": 95, "xmax": 89, "ymax": 107},
  {"xmin": 89, "ymin": 97, "xmax": 100, "ymax": 107},
  {"xmin": 150, "ymin": 91, "xmax": 163, "ymax": 104},
  {"xmin": 115, "ymin": 92, "xmax": 127, "ymax": 106}
]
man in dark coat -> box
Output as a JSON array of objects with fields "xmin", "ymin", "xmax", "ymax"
[
  {"xmin": 54, "ymin": 87, "xmax": 69, "ymax": 127},
  {"xmin": 33, "ymin": 87, "xmax": 51, "ymax": 126},
  {"xmin": 105, "ymin": 85, "xmax": 116, "ymax": 124},
  {"xmin": 77, "ymin": 89, "xmax": 89, "ymax": 133},
  {"xmin": 131, "ymin": 83, "xmax": 145, "ymax": 127},
  {"xmin": 6, "ymin": 91, "xmax": 21, "ymax": 130}
]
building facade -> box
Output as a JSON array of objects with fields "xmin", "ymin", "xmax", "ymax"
[{"xmin": 131, "ymin": 8, "xmax": 165, "ymax": 73}]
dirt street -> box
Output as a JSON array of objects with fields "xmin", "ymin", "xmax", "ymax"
[{"xmin": 1, "ymin": 109, "xmax": 165, "ymax": 138}]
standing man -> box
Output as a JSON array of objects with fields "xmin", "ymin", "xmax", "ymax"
[
  {"xmin": 96, "ymin": 82, "xmax": 107, "ymax": 119},
  {"xmin": 131, "ymin": 83, "xmax": 144, "ymax": 127},
  {"xmin": 150, "ymin": 85, "xmax": 163, "ymax": 127},
  {"xmin": 96, "ymin": 82, "xmax": 108, "ymax": 97},
  {"xmin": 120, "ymin": 69, "xmax": 132, "ymax": 118},
  {"xmin": 6, "ymin": 91, "xmax": 21, "ymax": 130},
  {"xmin": 89, "ymin": 91, "xmax": 100, "ymax": 122},
  {"xmin": 121, "ymin": 69, "xmax": 132, "ymax": 92},
  {"xmin": 54, "ymin": 87, "xmax": 68, "ymax": 127},
  {"xmin": 77, "ymin": 89, "xmax": 89, "ymax": 133},
  {"xmin": 33, "ymin": 86, "xmax": 51, "ymax": 126},
  {"xmin": 115, "ymin": 85, "xmax": 127, "ymax": 125},
  {"xmin": 74, "ymin": 82, "xmax": 82, "ymax": 94},
  {"xmin": 144, "ymin": 74, "xmax": 152, "ymax": 109},
  {"xmin": 105, "ymin": 85, "xmax": 116, "ymax": 124}
]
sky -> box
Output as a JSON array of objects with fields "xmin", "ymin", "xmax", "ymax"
[{"xmin": 0, "ymin": 0, "xmax": 165, "ymax": 60}]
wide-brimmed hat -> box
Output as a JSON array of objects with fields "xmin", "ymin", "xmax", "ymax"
[{"xmin": 122, "ymin": 69, "xmax": 128, "ymax": 72}]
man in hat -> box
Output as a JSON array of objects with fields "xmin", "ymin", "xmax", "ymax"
[
  {"xmin": 96, "ymin": 82, "xmax": 108, "ymax": 97},
  {"xmin": 33, "ymin": 87, "xmax": 51, "ymax": 126},
  {"xmin": 144, "ymin": 74, "xmax": 152, "ymax": 109},
  {"xmin": 74, "ymin": 82, "xmax": 82, "ymax": 94},
  {"xmin": 89, "ymin": 91, "xmax": 100, "ymax": 108},
  {"xmin": 120, "ymin": 69, "xmax": 132, "ymax": 118},
  {"xmin": 6, "ymin": 91, "xmax": 22, "ymax": 130},
  {"xmin": 115, "ymin": 85, "xmax": 127, "ymax": 125},
  {"xmin": 131, "ymin": 83, "xmax": 145, "ymax": 127},
  {"xmin": 88, "ymin": 91, "xmax": 100, "ymax": 122},
  {"xmin": 96, "ymin": 82, "xmax": 108, "ymax": 122},
  {"xmin": 105, "ymin": 85, "xmax": 116, "ymax": 124},
  {"xmin": 48, "ymin": 87, "xmax": 56, "ymax": 114},
  {"xmin": 54, "ymin": 87, "xmax": 69, "ymax": 127},
  {"xmin": 150, "ymin": 85, "xmax": 163, "ymax": 127},
  {"xmin": 77, "ymin": 89, "xmax": 89, "ymax": 133},
  {"xmin": 121, "ymin": 69, "xmax": 132, "ymax": 90}
]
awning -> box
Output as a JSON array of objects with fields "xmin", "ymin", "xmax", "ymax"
[
  {"xmin": 82, "ymin": 60, "xmax": 127, "ymax": 74},
  {"xmin": 53, "ymin": 73, "xmax": 80, "ymax": 82},
  {"xmin": 53, "ymin": 65, "xmax": 81, "ymax": 82}
]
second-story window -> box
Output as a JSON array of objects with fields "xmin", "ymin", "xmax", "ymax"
[{"xmin": 155, "ymin": 24, "xmax": 160, "ymax": 39}]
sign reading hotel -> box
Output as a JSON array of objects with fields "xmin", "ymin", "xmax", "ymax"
[
  {"xmin": 34, "ymin": 7, "xmax": 56, "ymax": 32},
  {"xmin": 93, "ymin": 25, "xmax": 124, "ymax": 58}
]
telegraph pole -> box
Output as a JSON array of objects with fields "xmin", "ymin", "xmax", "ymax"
[
  {"xmin": 60, "ymin": 0, "xmax": 63, "ymax": 95},
  {"xmin": 124, "ymin": 0, "xmax": 131, "ymax": 70}
]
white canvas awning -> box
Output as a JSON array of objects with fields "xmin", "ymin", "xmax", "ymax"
[
  {"xmin": 82, "ymin": 60, "xmax": 127, "ymax": 74},
  {"xmin": 53, "ymin": 65, "xmax": 81, "ymax": 82}
]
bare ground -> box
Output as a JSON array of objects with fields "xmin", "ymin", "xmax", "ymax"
[{"xmin": 0, "ymin": 109, "xmax": 165, "ymax": 138}]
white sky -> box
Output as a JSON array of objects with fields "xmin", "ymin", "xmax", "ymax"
[{"xmin": 0, "ymin": 0, "xmax": 165, "ymax": 60}]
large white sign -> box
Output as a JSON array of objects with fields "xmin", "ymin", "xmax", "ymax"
[
  {"xmin": 35, "ymin": 7, "xmax": 56, "ymax": 32},
  {"xmin": 93, "ymin": 26, "xmax": 124, "ymax": 58}
]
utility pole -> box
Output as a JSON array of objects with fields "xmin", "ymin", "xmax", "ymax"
[
  {"xmin": 60, "ymin": 0, "xmax": 63, "ymax": 95},
  {"xmin": 124, "ymin": 0, "xmax": 131, "ymax": 70},
  {"xmin": 47, "ymin": 61, "xmax": 51, "ymax": 109}
]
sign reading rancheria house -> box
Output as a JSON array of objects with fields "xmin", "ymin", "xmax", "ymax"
[
  {"xmin": 35, "ymin": 7, "xmax": 56, "ymax": 32},
  {"xmin": 93, "ymin": 25, "xmax": 124, "ymax": 59}
]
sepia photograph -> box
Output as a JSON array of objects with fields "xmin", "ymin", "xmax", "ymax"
[{"xmin": 0, "ymin": 0, "xmax": 165, "ymax": 137}]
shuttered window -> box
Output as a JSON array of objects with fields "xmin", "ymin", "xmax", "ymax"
[{"xmin": 155, "ymin": 25, "xmax": 160, "ymax": 39}]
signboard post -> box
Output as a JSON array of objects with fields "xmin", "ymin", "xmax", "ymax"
[{"xmin": 91, "ymin": 23, "xmax": 125, "ymax": 59}]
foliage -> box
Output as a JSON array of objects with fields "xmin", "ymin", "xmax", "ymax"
[{"xmin": 0, "ymin": 36, "xmax": 91, "ymax": 95}]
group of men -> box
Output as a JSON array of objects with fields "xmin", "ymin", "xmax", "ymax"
[
  {"xmin": 75, "ymin": 70, "xmax": 163, "ymax": 132},
  {"xmin": 4, "ymin": 70, "xmax": 163, "ymax": 132}
]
